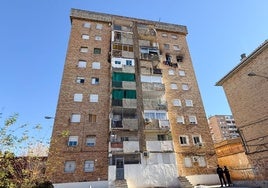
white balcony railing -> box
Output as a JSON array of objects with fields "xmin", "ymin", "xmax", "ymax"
[{"xmin": 146, "ymin": 141, "xmax": 173, "ymax": 152}]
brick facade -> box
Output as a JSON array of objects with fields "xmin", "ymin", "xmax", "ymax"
[
  {"xmin": 216, "ymin": 40, "xmax": 268, "ymax": 180},
  {"xmin": 46, "ymin": 9, "xmax": 217, "ymax": 185}
]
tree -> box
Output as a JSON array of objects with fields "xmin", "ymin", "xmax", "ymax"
[{"xmin": 0, "ymin": 113, "xmax": 53, "ymax": 188}]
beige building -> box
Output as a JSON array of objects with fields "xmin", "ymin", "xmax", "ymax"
[
  {"xmin": 216, "ymin": 40, "xmax": 268, "ymax": 182},
  {"xmin": 46, "ymin": 9, "xmax": 217, "ymax": 187},
  {"xmin": 208, "ymin": 115, "xmax": 239, "ymax": 143}
]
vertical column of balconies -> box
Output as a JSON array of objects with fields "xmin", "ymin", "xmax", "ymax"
[
  {"xmin": 136, "ymin": 23, "xmax": 173, "ymax": 152},
  {"xmin": 109, "ymin": 23, "xmax": 140, "ymax": 159}
]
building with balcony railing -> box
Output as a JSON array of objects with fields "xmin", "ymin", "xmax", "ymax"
[
  {"xmin": 208, "ymin": 115, "xmax": 239, "ymax": 143},
  {"xmin": 46, "ymin": 9, "xmax": 217, "ymax": 188}
]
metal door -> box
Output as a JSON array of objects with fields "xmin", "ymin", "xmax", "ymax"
[{"xmin": 115, "ymin": 158, "xmax": 124, "ymax": 180}]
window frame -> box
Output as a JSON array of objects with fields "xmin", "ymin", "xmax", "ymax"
[
  {"xmin": 74, "ymin": 93, "xmax": 83, "ymax": 102},
  {"xmin": 179, "ymin": 135, "xmax": 189, "ymax": 145},
  {"xmin": 78, "ymin": 60, "xmax": 87, "ymax": 68},
  {"xmin": 177, "ymin": 116, "xmax": 185, "ymax": 124},
  {"xmin": 93, "ymin": 48, "xmax": 101, "ymax": 54},
  {"xmin": 68, "ymin": 136, "xmax": 78, "ymax": 147},
  {"xmin": 71, "ymin": 114, "xmax": 81, "ymax": 123},
  {"xmin": 80, "ymin": 47, "xmax": 89, "ymax": 53},
  {"xmin": 92, "ymin": 62, "xmax": 101, "ymax": 69},
  {"xmin": 64, "ymin": 161, "xmax": 76, "ymax": 173},
  {"xmin": 91, "ymin": 77, "xmax": 99, "ymax": 85},
  {"xmin": 189, "ymin": 115, "xmax": 197, "ymax": 124},
  {"xmin": 173, "ymin": 99, "xmax": 181, "ymax": 107},
  {"xmin": 89, "ymin": 94, "xmax": 99, "ymax": 102},
  {"xmin": 86, "ymin": 136, "xmax": 96, "ymax": 147}
]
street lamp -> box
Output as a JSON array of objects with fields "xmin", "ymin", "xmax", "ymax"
[
  {"xmin": 247, "ymin": 72, "xmax": 268, "ymax": 80},
  {"xmin": 44, "ymin": 116, "xmax": 54, "ymax": 119}
]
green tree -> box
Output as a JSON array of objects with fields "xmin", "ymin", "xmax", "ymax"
[{"xmin": 0, "ymin": 113, "xmax": 53, "ymax": 188}]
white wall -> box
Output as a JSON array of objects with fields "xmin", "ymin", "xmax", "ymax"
[
  {"xmin": 186, "ymin": 174, "xmax": 219, "ymax": 186},
  {"xmin": 108, "ymin": 153, "xmax": 179, "ymax": 188},
  {"xmin": 54, "ymin": 181, "xmax": 108, "ymax": 188}
]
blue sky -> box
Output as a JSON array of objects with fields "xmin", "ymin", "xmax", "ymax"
[{"xmin": 1, "ymin": 0, "xmax": 267, "ymax": 150}]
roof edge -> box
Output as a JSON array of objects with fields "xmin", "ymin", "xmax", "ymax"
[{"xmin": 216, "ymin": 39, "xmax": 268, "ymax": 86}]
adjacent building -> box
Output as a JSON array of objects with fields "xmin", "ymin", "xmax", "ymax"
[
  {"xmin": 216, "ymin": 40, "xmax": 268, "ymax": 183},
  {"xmin": 208, "ymin": 115, "xmax": 239, "ymax": 143},
  {"xmin": 46, "ymin": 9, "xmax": 217, "ymax": 187}
]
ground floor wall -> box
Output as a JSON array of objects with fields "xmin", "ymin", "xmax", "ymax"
[{"xmin": 109, "ymin": 163, "xmax": 179, "ymax": 188}]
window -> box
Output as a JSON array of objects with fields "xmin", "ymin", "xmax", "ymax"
[
  {"xmin": 171, "ymin": 83, "xmax": 178, "ymax": 90},
  {"xmin": 96, "ymin": 24, "xmax": 103, "ymax": 30},
  {"xmin": 193, "ymin": 135, "xmax": 202, "ymax": 145},
  {"xmin": 93, "ymin": 48, "xmax": 101, "ymax": 54},
  {"xmin": 144, "ymin": 110, "xmax": 167, "ymax": 120},
  {"xmin": 92, "ymin": 62, "xmax": 101, "ymax": 69},
  {"xmin": 76, "ymin": 77, "xmax": 85, "ymax": 84},
  {"xmin": 177, "ymin": 116, "xmax": 185, "ymax": 124},
  {"xmin": 179, "ymin": 135, "xmax": 189, "ymax": 145},
  {"xmin": 68, "ymin": 136, "xmax": 78, "ymax": 146},
  {"xmin": 95, "ymin": 36, "xmax": 102, "ymax": 41},
  {"xmin": 83, "ymin": 22, "xmax": 91, "ymax": 28},
  {"xmin": 78, "ymin": 60, "xmax": 87, "ymax": 68},
  {"xmin": 91, "ymin": 77, "xmax": 99, "ymax": 85},
  {"xmin": 171, "ymin": 35, "xmax": 178, "ymax": 39},
  {"xmin": 86, "ymin": 136, "xmax": 96, "ymax": 147},
  {"xmin": 84, "ymin": 160, "xmax": 94, "ymax": 172},
  {"xmin": 71, "ymin": 114, "xmax": 81, "ymax": 123},
  {"xmin": 162, "ymin": 33, "xmax": 168, "ymax": 38},
  {"xmin": 184, "ymin": 157, "xmax": 192, "ymax": 167},
  {"xmin": 197, "ymin": 156, "xmax": 206, "ymax": 167},
  {"xmin": 74, "ymin": 93, "xmax": 83, "ymax": 102},
  {"xmin": 185, "ymin": 99, "xmax": 193, "ymax": 107},
  {"xmin": 80, "ymin": 47, "xmax": 88, "ymax": 53},
  {"xmin": 178, "ymin": 70, "xmax": 185, "ymax": 76},
  {"xmin": 173, "ymin": 99, "xmax": 181, "ymax": 106},
  {"xmin": 157, "ymin": 134, "xmax": 166, "ymax": 141},
  {"xmin": 164, "ymin": 44, "xmax": 169, "ymax": 50},
  {"xmin": 90, "ymin": 94, "xmax": 98, "ymax": 102},
  {"xmin": 126, "ymin": 60, "xmax": 132, "ymax": 66},
  {"xmin": 173, "ymin": 45, "xmax": 180, "ymax": 51},
  {"xmin": 168, "ymin": 69, "xmax": 175, "ymax": 75},
  {"xmin": 64, "ymin": 161, "xmax": 76, "ymax": 173},
  {"xmin": 115, "ymin": 60, "xmax": 121, "ymax": 65},
  {"xmin": 176, "ymin": 55, "xmax": 184, "ymax": 62},
  {"xmin": 82, "ymin": 34, "xmax": 89, "ymax": 40},
  {"xmin": 189, "ymin": 116, "xmax": 197, "ymax": 124},
  {"xmin": 182, "ymin": 84, "xmax": 189, "ymax": 90},
  {"xmin": 89, "ymin": 114, "xmax": 97, "ymax": 123}
]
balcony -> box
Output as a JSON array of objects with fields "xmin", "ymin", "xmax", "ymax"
[
  {"xmin": 146, "ymin": 141, "xmax": 174, "ymax": 152},
  {"xmin": 144, "ymin": 119, "xmax": 170, "ymax": 131},
  {"xmin": 143, "ymin": 99, "xmax": 167, "ymax": 110},
  {"xmin": 112, "ymin": 99, "xmax": 137, "ymax": 108},
  {"xmin": 142, "ymin": 82, "xmax": 165, "ymax": 91},
  {"xmin": 111, "ymin": 118, "xmax": 138, "ymax": 130},
  {"xmin": 112, "ymin": 81, "xmax": 136, "ymax": 90},
  {"xmin": 110, "ymin": 141, "xmax": 140, "ymax": 153}
]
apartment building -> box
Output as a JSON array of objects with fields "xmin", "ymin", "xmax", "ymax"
[
  {"xmin": 46, "ymin": 9, "xmax": 217, "ymax": 187},
  {"xmin": 208, "ymin": 115, "xmax": 239, "ymax": 143},
  {"xmin": 216, "ymin": 40, "xmax": 268, "ymax": 183}
]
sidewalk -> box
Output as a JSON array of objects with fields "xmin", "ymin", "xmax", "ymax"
[{"xmin": 194, "ymin": 185, "xmax": 256, "ymax": 188}]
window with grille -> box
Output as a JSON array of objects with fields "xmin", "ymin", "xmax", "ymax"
[
  {"xmin": 64, "ymin": 161, "xmax": 76, "ymax": 173},
  {"xmin": 84, "ymin": 160, "xmax": 94, "ymax": 172}
]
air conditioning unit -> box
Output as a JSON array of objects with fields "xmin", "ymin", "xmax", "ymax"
[
  {"xmin": 192, "ymin": 156, "xmax": 199, "ymax": 162},
  {"xmin": 195, "ymin": 143, "xmax": 203, "ymax": 147},
  {"xmin": 144, "ymin": 118, "xmax": 152, "ymax": 124},
  {"xmin": 143, "ymin": 151, "xmax": 149, "ymax": 157}
]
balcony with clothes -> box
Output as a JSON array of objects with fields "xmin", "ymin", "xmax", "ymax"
[
  {"xmin": 140, "ymin": 46, "xmax": 160, "ymax": 61},
  {"xmin": 162, "ymin": 53, "xmax": 184, "ymax": 68}
]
